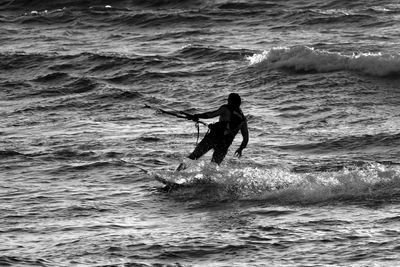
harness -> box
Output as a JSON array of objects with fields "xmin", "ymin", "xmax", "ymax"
[{"xmin": 208, "ymin": 104, "xmax": 245, "ymax": 139}]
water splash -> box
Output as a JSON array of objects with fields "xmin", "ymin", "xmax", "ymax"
[{"xmin": 157, "ymin": 162, "xmax": 400, "ymax": 204}]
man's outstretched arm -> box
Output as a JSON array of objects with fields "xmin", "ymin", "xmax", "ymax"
[{"xmin": 189, "ymin": 106, "xmax": 226, "ymax": 121}]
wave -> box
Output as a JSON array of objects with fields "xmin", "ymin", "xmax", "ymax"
[
  {"xmin": 2, "ymin": 0, "xmax": 116, "ymax": 11},
  {"xmin": 319, "ymin": 0, "xmax": 398, "ymax": 10},
  {"xmin": 282, "ymin": 3, "xmax": 400, "ymax": 26},
  {"xmin": 56, "ymin": 9, "xmax": 213, "ymax": 28},
  {"xmin": 146, "ymin": 29, "xmax": 211, "ymax": 41},
  {"xmin": 3, "ymin": 0, "xmax": 399, "ymax": 29},
  {"xmin": 0, "ymin": 256, "xmax": 51, "ymax": 267},
  {"xmin": 52, "ymin": 161, "xmax": 125, "ymax": 173},
  {"xmin": 1, "ymin": 50, "xmax": 216, "ymax": 73},
  {"xmin": 158, "ymin": 163, "xmax": 400, "ymax": 204},
  {"xmin": 0, "ymin": 150, "xmax": 24, "ymax": 158},
  {"xmin": 6, "ymin": 6, "xmax": 213, "ymax": 29},
  {"xmin": 217, "ymin": 2, "xmax": 283, "ymax": 10},
  {"xmin": 15, "ymin": 8, "xmax": 76, "ymax": 25},
  {"xmin": 283, "ymin": 8, "xmax": 374, "ymax": 26},
  {"xmin": 97, "ymin": 89, "xmax": 142, "ymax": 100},
  {"xmin": 33, "ymin": 72, "xmax": 70, "ymax": 83},
  {"xmin": 176, "ymin": 44, "xmax": 253, "ymax": 62},
  {"xmin": 63, "ymin": 76, "xmax": 97, "ymax": 94},
  {"xmin": 0, "ymin": 51, "xmax": 160, "ymax": 84},
  {"xmin": 5, "ymin": 0, "xmax": 397, "ymax": 12},
  {"xmin": 303, "ymin": 14, "xmax": 373, "ymax": 25},
  {"xmin": 0, "ymin": 52, "xmax": 55, "ymax": 71},
  {"xmin": 113, "ymin": 11, "xmax": 212, "ymax": 28},
  {"xmin": 247, "ymin": 46, "xmax": 400, "ymax": 77},
  {"xmin": 51, "ymin": 148, "xmax": 96, "ymax": 160},
  {"xmin": 1, "ymin": 0, "xmax": 205, "ymax": 11},
  {"xmin": 29, "ymin": 75, "xmax": 98, "ymax": 97}
]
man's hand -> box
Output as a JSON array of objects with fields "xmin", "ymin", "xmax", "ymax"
[
  {"xmin": 186, "ymin": 114, "xmax": 199, "ymax": 122},
  {"xmin": 234, "ymin": 147, "xmax": 243, "ymax": 158}
]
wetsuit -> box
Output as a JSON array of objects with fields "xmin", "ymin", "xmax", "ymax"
[{"xmin": 188, "ymin": 104, "xmax": 246, "ymax": 164}]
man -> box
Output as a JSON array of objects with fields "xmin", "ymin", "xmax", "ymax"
[{"xmin": 178, "ymin": 93, "xmax": 249, "ymax": 170}]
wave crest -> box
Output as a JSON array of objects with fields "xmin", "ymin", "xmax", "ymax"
[{"xmin": 247, "ymin": 46, "xmax": 400, "ymax": 77}]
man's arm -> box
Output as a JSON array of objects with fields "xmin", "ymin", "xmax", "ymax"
[
  {"xmin": 195, "ymin": 106, "xmax": 226, "ymax": 119},
  {"xmin": 235, "ymin": 119, "xmax": 249, "ymax": 158}
]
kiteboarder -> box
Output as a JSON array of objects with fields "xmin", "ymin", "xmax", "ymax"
[{"xmin": 178, "ymin": 93, "xmax": 249, "ymax": 170}]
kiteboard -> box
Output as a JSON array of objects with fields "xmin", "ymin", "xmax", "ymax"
[{"xmin": 153, "ymin": 173, "xmax": 192, "ymax": 191}]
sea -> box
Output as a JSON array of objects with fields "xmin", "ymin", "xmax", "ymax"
[{"xmin": 1, "ymin": 0, "xmax": 400, "ymax": 266}]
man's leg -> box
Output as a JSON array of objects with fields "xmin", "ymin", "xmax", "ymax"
[
  {"xmin": 188, "ymin": 137, "xmax": 213, "ymax": 160},
  {"xmin": 176, "ymin": 137, "xmax": 213, "ymax": 171},
  {"xmin": 210, "ymin": 137, "xmax": 233, "ymax": 165},
  {"xmin": 211, "ymin": 147, "xmax": 229, "ymax": 165}
]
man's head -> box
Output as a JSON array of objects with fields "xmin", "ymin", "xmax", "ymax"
[{"xmin": 228, "ymin": 93, "xmax": 241, "ymax": 107}]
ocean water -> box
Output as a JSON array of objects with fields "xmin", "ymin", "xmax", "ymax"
[{"xmin": 1, "ymin": 0, "xmax": 400, "ymax": 266}]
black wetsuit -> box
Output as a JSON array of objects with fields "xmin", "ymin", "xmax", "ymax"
[{"xmin": 188, "ymin": 104, "xmax": 246, "ymax": 164}]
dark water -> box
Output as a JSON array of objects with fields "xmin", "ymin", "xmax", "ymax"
[{"xmin": 1, "ymin": 0, "xmax": 400, "ymax": 266}]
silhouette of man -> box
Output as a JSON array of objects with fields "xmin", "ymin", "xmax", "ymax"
[{"xmin": 179, "ymin": 93, "xmax": 248, "ymax": 170}]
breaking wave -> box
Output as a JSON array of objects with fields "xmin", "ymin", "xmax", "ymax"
[{"xmin": 247, "ymin": 46, "xmax": 400, "ymax": 77}]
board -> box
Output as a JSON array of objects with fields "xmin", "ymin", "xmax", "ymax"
[{"xmin": 153, "ymin": 173, "xmax": 191, "ymax": 191}]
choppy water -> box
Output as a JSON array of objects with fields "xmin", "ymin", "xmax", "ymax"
[{"xmin": 1, "ymin": 0, "xmax": 400, "ymax": 266}]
